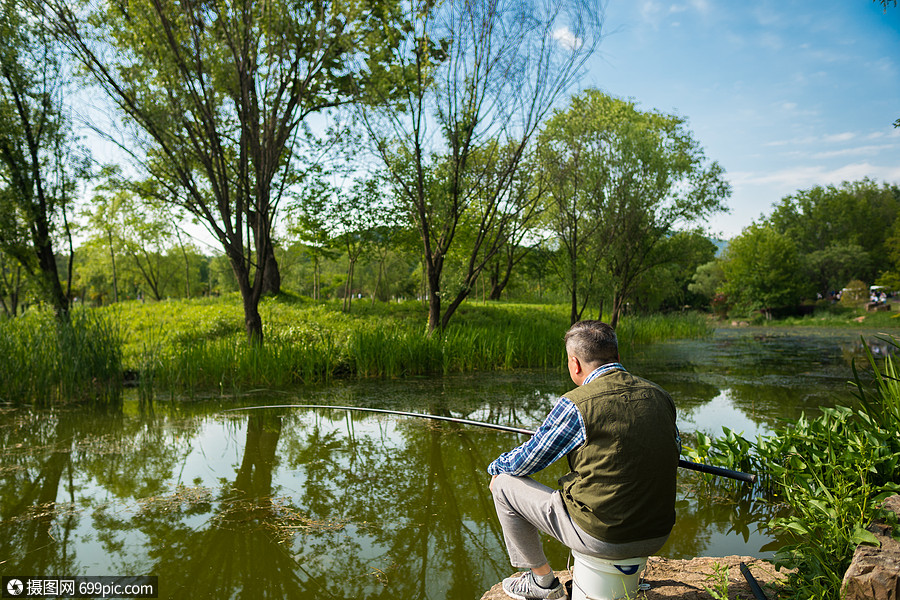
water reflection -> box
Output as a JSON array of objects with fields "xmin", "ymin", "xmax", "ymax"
[{"xmin": 0, "ymin": 327, "xmax": 895, "ymax": 599}]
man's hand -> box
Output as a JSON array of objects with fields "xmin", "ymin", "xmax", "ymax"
[{"xmin": 490, "ymin": 474, "xmax": 498, "ymax": 492}]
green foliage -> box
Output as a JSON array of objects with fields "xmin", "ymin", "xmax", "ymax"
[
  {"xmin": 702, "ymin": 562, "xmax": 731, "ymax": 600},
  {"xmin": 0, "ymin": 308, "xmax": 122, "ymax": 404},
  {"xmin": 43, "ymin": 0, "xmax": 412, "ymax": 340},
  {"xmin": 688, "ymin": 259, "xmax": 725, "ymax": 304},
  {"xmin": 840, "ymin": 279, "xmax": 868, "ymax": 307},
  {"xmin": 630, "ymin": 232, "xmax": 719, "ymax": 312},
  {"xmin": 365, "ymin": 0, "xmax": 602, "ymax": 332},
  {"xmin": 766, "ymin": 179, "xmax": 899, "ymax": 283},
  {"xmin": 537, "ymin": 89, "xmax": 730, "ymax": 327},
  {"xmin": 804, "ymin": 242, "xmax": 871, "ymax": 296},
  {"xmin": 875, "ymin": 270, "xmax": 900, "ymax": 291},
  {"xmin": 95, "ymin": 295, "xmax": 711, "ymax": 394},
  {"xmin": 759, "ymin": 179, "xmax": 900, "ymax": 300},
  {"xmin": 720, "ymin": 224, "xmax": 808, "ymax": 315},
  {"xmin": 689, "ymin": 337, "xmax": 900, "ymax": 599},
  {"xmin": 0, "ymin": 0, "xmax": 84, "ymax": 315}
]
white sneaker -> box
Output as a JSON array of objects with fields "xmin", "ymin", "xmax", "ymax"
[{"xmin": 501, "ymin": 571, "xmax": 566, "ymax": 600}]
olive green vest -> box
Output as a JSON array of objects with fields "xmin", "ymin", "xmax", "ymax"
[{"xmin": 559, "ymin": 369, "xmax": 678, "ymax": 544}]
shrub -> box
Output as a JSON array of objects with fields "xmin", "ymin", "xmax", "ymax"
[
  {"xmin": 840, "ymin": 280, "xmax": 868, "ymax": 307},
  {"xmin": 687, "ymin": 336, "xmax": 900, "ymax": 599}
]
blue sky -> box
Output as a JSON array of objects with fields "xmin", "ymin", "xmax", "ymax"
[{"xmin": 577, "ymin": 0, "xmax": 900, "ymax": 238}]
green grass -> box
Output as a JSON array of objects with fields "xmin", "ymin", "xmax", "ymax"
[
  {"xmin": 92, "ymin": 294, "xmax": 713, "ymax": 394},
  {"xmin": 0, "ymin": 295, "xmax": 715, "ymax": 402},
  {"xmin": 732, "ymin": 303, "xmax": 900, "ymax": 328},
  {"xmin": 0, "ymin": 309, "xmax": 123, "ymax": 405},
  {"xmin": 616, "ymin": 311, "xmax": 714, "ymax": 346}
]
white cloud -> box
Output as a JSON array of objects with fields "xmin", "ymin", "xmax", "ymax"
[
  {"xmin": 764, "ymin": 129, "xmax": 898, "ymax": 148},
  {"xmin": 812, "ymin": 144, "xmax": 896, "ymax": 159},
  {"xmin": 689, "ymin": 0, "xmax": 711, "ymax": 13},
  {"xmin": 641, "ymin": 1, "xmax": 665, "ymax": 29},
  {"xmin": 731, "ymin": 162, "xmax": 900, "ymax": 190},
  {"xmin": 823, "ymin": 132, "xmax": 856, "ymax": 143},
  {"xmin": 552, "ymin": 26, "xmax": 583, "ymax": 50}
]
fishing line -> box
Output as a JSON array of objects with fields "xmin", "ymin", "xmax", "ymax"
[{"xmin": 223, "ymin": 404, "xmax": 756, "ymax": 483}]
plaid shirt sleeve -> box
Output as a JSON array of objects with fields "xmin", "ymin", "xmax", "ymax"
[{"xmin": 487, "ymin": 397, "xmax": 586, "ymax": 476}]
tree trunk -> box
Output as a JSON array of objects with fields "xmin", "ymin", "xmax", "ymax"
[
  {"xmin": 371, "ymin": 257, "xmax": 385, "ymax": 306},
  {"xmin": 570, "ymin": 286, "xmax": 579, "ymax": 326},
  {"xmin": 107, "ymin": 229, "xmax": 119, "ymax": 303},
  {"xmin": 260, "ymin": 244, "xmax": 280, "ymax": 296},
  {"xmin": 610, "ymin": 292, "xmax": 624, "ymax": 330},
  {"xmin": 440, "ymin": 285, "xmax": 472, "ymax": 331},
  {"xmin": 0, "ymin": 263, "xmax": 22, "ymax": 317},
  {"xmin": 490, "ymin": 252, "xmax": 518, "ymax": 301},
  {"xmin": 227, "ymin": 246, "xmax": 264, "ymax": 344},
  {"xmin": 35, "ymin": 238, "xmax": 69, "ymax": 318},
  {"xmin": 313, "ymin": 255, "xmax": 320, "ymax": 300},
  {"xmin": 426, "ymin": 267, "xmax": 441, "ymax": 333},
  {"xmin": 343, "ymin": 259, "xmax": 356, "ymax": 313},
  {"xmin": 242, "ymin": 291, "xmax": 264, "ymax": 344}
]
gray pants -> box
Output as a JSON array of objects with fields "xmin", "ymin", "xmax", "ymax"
[{"xmin": 491, "ymin": 474, "xmax": 669, "ymax": 568}]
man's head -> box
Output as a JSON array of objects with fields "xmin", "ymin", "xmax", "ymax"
[{"xmin": 564, "ymin": 320, "xmax": 619, "ymax": 385}]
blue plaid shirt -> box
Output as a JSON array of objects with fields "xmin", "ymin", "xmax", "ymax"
[{"xmin": 487, "ymin": 363, "xmax": 626, "ymax": 476}]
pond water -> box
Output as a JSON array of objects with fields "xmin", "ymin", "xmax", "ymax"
[{"xmin": 1, "ymin": 327, "xmax": 895, "ymax": 599}]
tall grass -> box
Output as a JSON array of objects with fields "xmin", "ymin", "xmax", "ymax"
[
  {"xmin": 616, "ymin": 312, "xmax": 714, "ymax": 346},
  {"xmin": 0, "ymin": 309, "xmax": 123, "ymax": 405},
  {"xmin": 98, "ymin": 295, "xmax": 713, "ymax": 395},
  {"xmin": 685, "ymin": 336, "xmax": 900, "ymax": 599}
]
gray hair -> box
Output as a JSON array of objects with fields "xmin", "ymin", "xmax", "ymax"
[{"xmin": 564, "ymin": 320, "xmax": 619, "ymax": 366}]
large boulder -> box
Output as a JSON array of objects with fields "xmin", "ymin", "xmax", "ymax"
[{"xmin": 841, "ymin": 494, "xmax": 900, "ymax": 600}]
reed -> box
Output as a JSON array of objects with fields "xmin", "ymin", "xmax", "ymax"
[
  {"xmin": 616, "ymin": 312, "xmax": 714, "ymax": 346},
  {"xmin": 98, "ymin": 295, "xmax": 713, "ymax": 394},
  {"xmin": 0, "ymin": 309, "xmax": 123, "ymax": 405}
]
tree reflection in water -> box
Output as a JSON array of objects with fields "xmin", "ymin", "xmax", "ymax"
[{"xmin": 2, "ymin": 329, "xmax": 881, "ymax": 599}]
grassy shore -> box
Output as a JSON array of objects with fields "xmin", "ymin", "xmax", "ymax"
[
  {"xmin": 0, "ymin": 310, "xmax": 122, "ymax": 405},
  {"xmin": 723, "ymin": 302, "xmax": 900, "ymax": 328},
  {"xmin": 0, "ymin": 294, "xmax": 713, "ymax": 403},
  {"xmin": 94, "ymin": 293, "xmax": 713, "ymax": 394}
]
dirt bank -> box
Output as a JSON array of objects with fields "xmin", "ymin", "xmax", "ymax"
[{"xmin": 481, "ymin": 555, "xmax": 787, "ymax": 599}]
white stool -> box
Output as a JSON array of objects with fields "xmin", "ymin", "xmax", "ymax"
[{"xmin": 570, "ymin": 550, "xmax": 648, "ymax": 600}]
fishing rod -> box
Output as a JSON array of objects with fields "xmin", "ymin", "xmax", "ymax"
[{"xmin": 224, "ymin": 404, "xmax": 756, "ymax": 484}]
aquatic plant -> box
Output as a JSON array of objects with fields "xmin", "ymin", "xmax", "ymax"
[
  {"xmin": 615, "ymin": 312, "xmax": 713, "ymax": 347},
  {"xmin": 0, "ymin": 309, "xmax": 123, "ymax": 405},
  {"xmin": 91, "ymin": 295, "xmax": 713, "ymax": 395},
  {"xmin": 688, "ymin": 336, "xmax": 900, "ymax": 599}
]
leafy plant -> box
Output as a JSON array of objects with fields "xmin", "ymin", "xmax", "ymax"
[
  {"xmin": 692, "ymin": 336, "xmax": 900, "ymax": 599},
  {"xmin": 702, "ymin": 562, "xmax": 731, "ymax": 600}
]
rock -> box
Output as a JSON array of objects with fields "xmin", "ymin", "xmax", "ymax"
[
  {"xmin": 866, "ymin": 302, "xmax": 891, "ymax": 312},
  {"xmin": 481, "ymin": 556, "xmax": 787, "ymax": 599},
  {"xmin": 841, "ymin": 494, "xmax": 900, "ymax": 600}
]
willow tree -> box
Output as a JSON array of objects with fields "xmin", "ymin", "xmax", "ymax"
[
  {"xmin": 538, "ymin": 90, "xmax": 730, "ymax": 328},
  {"xmin": 359, "ymin": 0, "xmax": 602, "ymax": 332},
  {"xmin": 38, "ymin": 0, "xmax": 402, "ymax": 342},
  {"xmin": 0, "ymin": 1, "xmax": 83, "ymax": 318}
]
